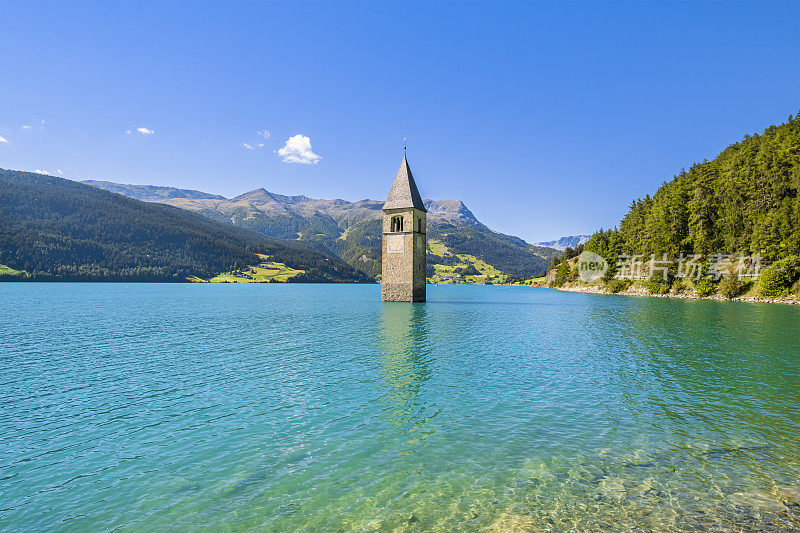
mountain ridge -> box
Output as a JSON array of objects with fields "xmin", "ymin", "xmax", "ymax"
[
  {"xmin": 82, "ymin": 180, "xmax": 226, "ymax": 201},
  {"xmin": 0, "ymin": 169, "xmax": 372, "ymax": 283},
  {"xmin": 82, "ymin": 180, "xmax": 560, "ymax": 279},
  {"xmin": 536, "ymin": 235, "xmax": 591, "ymax": 251},
  {"xmin": 80, "ymin": 180, "xmax": 522, "ymax": 237}
]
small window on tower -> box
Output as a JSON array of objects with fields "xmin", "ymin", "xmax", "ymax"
[{"xmin": 418, "ymin": 219, "xmax": 422, "ymax": 233}]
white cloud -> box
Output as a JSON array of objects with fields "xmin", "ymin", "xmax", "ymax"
[
  {"xmin": 277, "ymin": 134, "xmax": 321, "ymax": 164},
  {"xmin": 136, "ymin": 127, "xmax": 155, "ymax": 135},
  {"xmin": 242, "ymin": 141, "xmax": 266, "ymax": 151},
  {"xmin": 125, "ymin": 130, "xmax": 132, "ymax": 135},
  {"xmin": 242, "ymin": 130, "xmax": 270, "ymax": 150},
  {"xmin": 56, "ymin": 169, "xmax": 63, "ymax": 175},
  {"xmin": 21, "ymin": 119, "xmax": 45, "ymax": 130},
  {"xmin": 34, "ymin": 169, "xmax": 52, "ymax": 175},
  {"xmin": 0, "ymin": 135, "xmax": 8, "ymax": 143}
]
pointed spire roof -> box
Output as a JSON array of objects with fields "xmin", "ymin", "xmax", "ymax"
[{"xmin": 384, "ymin": 155, "xmax": 426, "ymax": 212}]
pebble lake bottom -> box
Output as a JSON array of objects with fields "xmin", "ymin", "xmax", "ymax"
[{"xmin": 1, "ymin": 283, "xmax": 799, "ymax": 531}]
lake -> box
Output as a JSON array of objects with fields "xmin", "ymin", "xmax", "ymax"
[{"xmin": 1, "ymin": 283, "xmax": 799, "ymax": 531}]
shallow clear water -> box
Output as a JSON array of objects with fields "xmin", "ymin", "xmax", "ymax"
[{"xmin": 1, "ymin": 283, "xmax": 799, "ymax": 531}]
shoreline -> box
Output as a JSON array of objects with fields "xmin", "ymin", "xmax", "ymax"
[{"xmin": 554, "ymin": 284, "xmax": 800, "ymax": 305}]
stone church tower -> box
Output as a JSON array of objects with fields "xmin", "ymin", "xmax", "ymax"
[{"xmin": 381, "ymin": 155, "xmax": 427, "ymax": 302}]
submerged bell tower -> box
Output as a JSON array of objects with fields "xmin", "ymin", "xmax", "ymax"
[{"xmin": 381, "ymin": 155, "xmax": 427, "ymax": 302}]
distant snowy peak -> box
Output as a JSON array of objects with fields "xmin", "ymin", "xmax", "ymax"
[{"xmin": 536, "ymin": 235, "xmax": 591, "ymax": 251}]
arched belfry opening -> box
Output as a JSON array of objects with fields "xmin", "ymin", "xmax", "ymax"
[
  {"xmin": 391, "ymin": 215, "xmax": 404, "ymax": 233},
  {"xmin": 381, "ymin": 155, "xmax": 427, "ymax": 302}
]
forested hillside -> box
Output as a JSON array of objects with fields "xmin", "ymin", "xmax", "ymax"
[
  {"xmin": 583, "ymin": 113, "xmax": 800, "ymax": 260},
  {"xmin": 548, "ymin": 113, "xmax": 800, "ymax": 299},
  {"xmin": 0, "ymin": 170, "xmax": 372, "ymax": 282}
]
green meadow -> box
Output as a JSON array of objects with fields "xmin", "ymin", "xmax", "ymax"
[
  {"xmin": 189, "ymin": 254, "xmax": 303, "ymax": 283},
  {"xmin": 0, "ymin": 264, "xmax": 26, "ymax": 277},
  {"xmin": 510, "ymin": 276, "xmax": 546, "ymax": 286},
  {"xmin": 427, "ymin": 239, "xmax": 508, "ymax": 284}
]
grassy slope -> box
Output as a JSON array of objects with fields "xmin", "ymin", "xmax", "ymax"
[
  {"xmin": 0, "ymin": 264, "xmax": 26, "ymax": 277},
  {"xmin": 427, "ymin": 239, "xmax": 508, "ymax": 284},
  {"xmin": 191, "ymin": 254, "xmax": 303, "ymax": 283},
  {"xmin": 429, "ymin": 223, "xmax": 558, "ymax": 279},
  {"xmin": 509, "ymin": 276, "xmax": 546, "ymax": 286}
]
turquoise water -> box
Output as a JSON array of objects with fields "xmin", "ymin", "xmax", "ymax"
[{"xmin": 1, "ymin": 283, "xmax": 799, "ymax": 531}]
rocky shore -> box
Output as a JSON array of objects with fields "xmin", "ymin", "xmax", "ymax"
[{"xmin": 555, "ymin": 284, "xmax": 800, "ymax": 305}]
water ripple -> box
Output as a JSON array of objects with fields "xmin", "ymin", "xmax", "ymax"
[{"xmin": 1, "ymin": 283, "xmax": 799, "ymax": 531}]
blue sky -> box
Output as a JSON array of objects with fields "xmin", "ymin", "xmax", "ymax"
[{"xmin": 1, "ymin": 2, "xmax": 798, "ymax": 242}]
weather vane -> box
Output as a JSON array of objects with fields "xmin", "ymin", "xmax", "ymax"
[{"xmin": 402, "ymin": 136, "xmax": 407, "ymax": 156}]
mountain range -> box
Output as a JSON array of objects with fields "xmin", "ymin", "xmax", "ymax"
[
  {"xmin": 83, "ymin": 180, "xmax": 561, "ymax": 281},
  {"xmin": 0, "ymin": 169, "xmax": 371, "ymax": 283}
]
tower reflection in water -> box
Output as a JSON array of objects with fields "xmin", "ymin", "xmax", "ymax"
[{"xmin": 377, "ymin": 303, "xmax": 440, "ymax": 453}]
